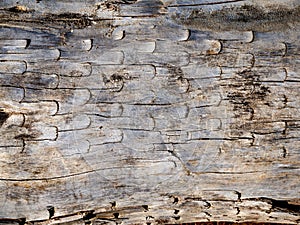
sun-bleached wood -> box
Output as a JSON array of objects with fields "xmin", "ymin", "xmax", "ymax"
[{"xmin": 0, "ymin": 0, "xmax": 299, "ymax": 224}]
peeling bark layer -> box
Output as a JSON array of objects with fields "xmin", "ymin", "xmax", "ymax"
[{"xmin": 0, "ymin": 0, "xmax": 299, "ymax": 224}]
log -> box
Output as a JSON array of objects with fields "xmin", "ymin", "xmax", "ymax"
[{"xmin": 0, "ymin": 0, "xmax": 299, "ymax": 224}]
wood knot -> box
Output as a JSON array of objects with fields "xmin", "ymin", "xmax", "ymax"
[{"xmin": 103, "ymin": 73, "xmax": 125, "ymax": 92}]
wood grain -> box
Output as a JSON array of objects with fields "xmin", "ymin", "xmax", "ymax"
[{"xmin": 0, "ymin": 0, "xmax": 299, "ymax": 224}]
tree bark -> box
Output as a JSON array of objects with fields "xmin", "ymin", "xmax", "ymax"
[{"xmin": 0, "ymin": 0, "xmax": 299, "ymax": 224}]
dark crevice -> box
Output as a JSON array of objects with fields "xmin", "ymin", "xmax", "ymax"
[
  {"xmin": 7, "ymin": 6, "xmax": 30, "ymax": 13},
  {"xmin": 173, "ymin": 215, "xmax": 181, "ymax": 220},
  {"xmin": 235, "ymin": 191, "xmax": 242, "ymax": 201},
  {"xmin": 83, "ymin": 210, "xmax": 96, "ymax": 221},
  {"xmin": 282, "ymin": 146, "xmax": 287, "ymax": 158},
  {"xmin": 173, "ymin": 196, "xmax": 179, "ymax": 204},
  {"xmin": 142, "ymin": 205, "xmax": 149, "ymax": 211},
  {"xmin": 0, "ymin": 218, "xmax": 26, "ymax": 225},
  {"xmin": 270, "ymin": 198, "xmax": 300, "ymax": 215},
  {"xmin": 46, "ymin": 206, "xmax": 55, "ymax": 219},
  {"xmin": 0, "ymin": 110, "xmax": 9, "ymax": 127},
  {"xmin": 18, "ymin": 218, "xmax": 26, "ymax": 225},
  {"xmin": 169, "ymin": 0, "xmax": 245, "ymax": 7},
  {"xmin": 244, "ymin": 197, "xmax": 300, "ymax": 215},
  {"xmin": 111, "ymin": 201, "xmax": 116, "ymax": 209}
]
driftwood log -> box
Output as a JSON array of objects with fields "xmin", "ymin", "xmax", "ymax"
[{"xmin": 0, "ymin": 0, "xmax": 299, "ymax": 224}]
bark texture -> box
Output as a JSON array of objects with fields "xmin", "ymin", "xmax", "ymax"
[{"xmin": 0, "ymin": 0, "xmax": 299, "ymax": 224}]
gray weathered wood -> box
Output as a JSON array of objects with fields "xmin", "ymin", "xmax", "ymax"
[{"xmin": 0, "ymin": 0, "xmax": 299, "ymax": 224}]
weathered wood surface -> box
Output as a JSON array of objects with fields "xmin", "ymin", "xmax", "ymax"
[{"xmin": 0, "ymin": 0, "xmax": 299, "ymax": 224}]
